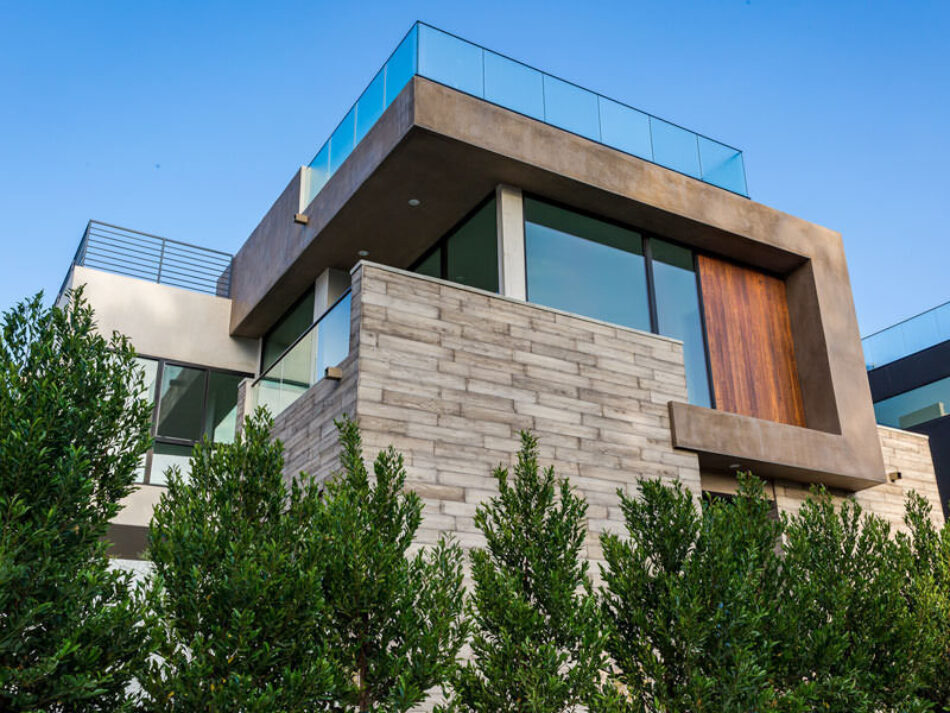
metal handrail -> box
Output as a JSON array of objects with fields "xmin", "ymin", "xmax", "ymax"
[{"xmin": 56, "ymin": 220, "xmax": 233, "ymax": 302}]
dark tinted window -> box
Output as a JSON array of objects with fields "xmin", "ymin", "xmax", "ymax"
[{"xmin": 524, "ymin": 198, "xmax": 650, "ymax": 331}]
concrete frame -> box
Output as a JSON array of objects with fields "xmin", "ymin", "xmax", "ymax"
[{"xmin": 227, "ymin": 76, "xmax": 885, "ymax": 491}]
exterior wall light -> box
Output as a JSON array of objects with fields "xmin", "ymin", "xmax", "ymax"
[{"xmin": 408, "ymin": 198, "xmax": 421, "ymax": 207}]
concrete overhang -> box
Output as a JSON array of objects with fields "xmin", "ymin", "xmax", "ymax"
[{"xmin": 229, "ymin": 75, "xmax": 885, "ymax": 491}]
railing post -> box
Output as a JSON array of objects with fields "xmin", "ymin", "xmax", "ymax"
[{"xmin": 156, "ymin": 238, "xmax": 166, "ymax": 285}]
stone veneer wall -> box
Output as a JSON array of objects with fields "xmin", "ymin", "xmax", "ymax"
[
  {"xmin": 253, "ymin": 262, "xmax": 944, "ymax": 552},
  {"xmin": 771, "ymin": 426, "xmax": 944, "ymax": 530},
  {"xmin": 316, "ymin": 263, "xmax": 700, "ymax": 562}
]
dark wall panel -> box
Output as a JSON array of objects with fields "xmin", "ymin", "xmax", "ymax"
[{"xmin": 698, "ymin": 254, "xmax": 806, "ymax": 427}]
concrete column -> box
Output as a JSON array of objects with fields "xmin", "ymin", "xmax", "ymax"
[
  {"xmin": 495, "ymin": 184, "xmax": 526, "ymax": 300},
  {"xmin": 313, "ymin": 268, "xmax": 350, "ymax": 319}
]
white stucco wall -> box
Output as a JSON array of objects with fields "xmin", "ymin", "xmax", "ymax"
[{"xmin": 67, "ymin": 265, "xmax": 258, "ymax": 373}]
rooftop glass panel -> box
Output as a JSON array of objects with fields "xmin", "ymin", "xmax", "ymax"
[
  {"xmin": 302, "ymin": 22, "xmax": 748, "ymax": 211},
  {"xmin": 863, "ymin": 300, "xmax": 950, "ymax": 369}
]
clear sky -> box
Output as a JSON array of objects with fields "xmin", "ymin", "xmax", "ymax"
[{"xmin": 1, "ymin": 0, "xmax": 947, "ymax": 335}]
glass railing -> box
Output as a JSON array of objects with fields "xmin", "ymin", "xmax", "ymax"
[
  {"xmin": 302, "ymin": 22, "xmax": 748, "ymax": 209},
  {"xmin": 863, "ymin": 300, "xmax": 950, "ymax": 370},
  {"xmin": 250, "ymin": 291, "xmax": 352, "ymax": 418}
]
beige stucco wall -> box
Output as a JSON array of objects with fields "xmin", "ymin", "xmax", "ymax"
[{"xmin": 68, "ymin": 265, "xmax": 258, "ymax": 373}]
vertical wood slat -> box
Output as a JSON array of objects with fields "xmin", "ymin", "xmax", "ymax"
[{"xmin": 698, "ymin": 254, "xmax": 806, "ymax": 427}]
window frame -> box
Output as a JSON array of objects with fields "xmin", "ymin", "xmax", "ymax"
[{"xmin": 136, "ymin": 354, "xmax": 252, "ymax": 486}]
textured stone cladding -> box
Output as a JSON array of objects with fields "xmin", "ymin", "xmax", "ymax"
[
  {"xmin": 257, "ymin": 263, "xmax": 944, "ymax": 553},
  {"xmin": 352, "ymin": 263, "xmax": 702, "ymax": 561},
  {"xmin": 773, "ymin": 426, "xmax": 945, "ymax": 531}
]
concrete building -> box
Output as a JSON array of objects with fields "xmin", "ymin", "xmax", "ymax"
[
  {"xmin": 57, "ymin": 23, "xmax": 943, "ymax": 561},
  {"xmin": 864, "ymin": 301, "xmax": 950, "ymax": 516}
]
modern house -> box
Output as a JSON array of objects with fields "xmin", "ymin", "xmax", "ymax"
[
  {"xmin": 864, "ymin": 302, "xmax": 950, "ymax": 516},
  {"xmin": 57, "ymin": 23, "xmax": 944, "ymax": 561}
]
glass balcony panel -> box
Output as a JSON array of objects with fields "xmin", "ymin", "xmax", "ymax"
[
  {"xmin": 385, "ymin": 25, "xmax": 418, "ymax": 104},
  {"xmin": 651, "ymin": 117, "xmax": 701, "ymax": 178},
  {"xmin": 698, "ymin": 137, "xmax": 747, "ymax": 195},
  {"xmin": 543, "ymin": 75, "xmax": 600, "ymax": 141},
  {"xmin": 355, "ymin": 67, "xmax": 386, "ymax": 144},
  {"xmin": 315, "ymin": 293, "xmax": 352, "ymax": 378},
  {"xmin": 418, "ymin": 24, "xmax": 484, "ymax": 98},
  {"xmin": 902, "ymin": 311, "xmax": 941, "ymax": 358},
  {"xmin": 329, "ymin": 106, "xmax": 356, "ymax": 175},
  {"xmin": 483, "ymin": 52, "xmax": 543, "ymax": 121},
  {"xmin": 598, "ymin": 97, "xmax": 653, "ymax": 161},
  {"xmin": 305, "ymin": 144, "xmax": 331, "ymax": 208},
  {"xmin": 251, "ymin": 292, "xmax": 352, "ymax": 418}
]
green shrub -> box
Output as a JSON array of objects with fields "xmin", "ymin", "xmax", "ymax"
[{"xmin": 0, "ymin": 291, "xmax": 153, "ymax": 712}]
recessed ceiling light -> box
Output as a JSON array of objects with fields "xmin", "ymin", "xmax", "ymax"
[
  {"xmin": 728, "ymin": 463, "xmax": 741, "ymax": 470},
  {"xmin": 408, "ymin": 198, "xmax": 421, "ymax": 207},
  {"xmin": 358, "ymin": 250, "xmax": 369, "ymax": 258}
]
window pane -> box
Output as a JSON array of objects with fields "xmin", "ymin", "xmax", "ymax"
[
  {"xmin": 262, "ymin": 288, "xmax": 315, "ymax": 372},
  {"xmin": 446, "ymin": 199, "xmax": 498, "ymax": 292},
  {"xmin": 150, "ymin": 442, "xmax": 194, "ymax": 486},
  {"xmin": 155, "ymin": 365, "xmax": 206, "ymax": 441},
  {"xmin": 414, "ymin": 246, "xmax": 442, "ymax": 278},
  {"xmin": 315, "ymin": 292, "xmax": 353, "ymax": 378},
  {"xmin": 651, "ymin": 239, "xmax": 712, "ymax": 408},
  {"xmin": 135, "ymin": 356, "xmax": 159, "ymax": 404},
  {"xmin": 650, "ymin": 117, "xmax": 701, "ymax": 178},
  {"xmin": 874, "ymin": 376, "xmax": 950, "ymax": 429},
  {"xmin": 525, "ymin": 198, "xmax": 649, "ymax": 331},
  {"xmin": 205, "ymin": 371, "xmax": 243, "ymax": 444},
  {"xmin": 484, "ymin": 52, "xmax": 544, "ymax": 121},
  {"xmin": 418, "ymin": 25, "xmax": 483, "ymax": 98},
  {"xmin": 543, "ymin": 75, "xmax": 600, "ymax": 141}
]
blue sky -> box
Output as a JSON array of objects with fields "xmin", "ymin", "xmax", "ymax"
[{"xmin": 0, "ymin": 0, "xmax": 947, "ymax": 335}]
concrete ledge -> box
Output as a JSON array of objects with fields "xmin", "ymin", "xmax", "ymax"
[{"xmin": 670, "ymin": 401, "xmax": 887, "ymax": 491}]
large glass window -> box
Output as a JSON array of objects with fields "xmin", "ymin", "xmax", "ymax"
[
  {"xmin": 412, "ymin": 197, "xmax": 498, "ymax": 293},
  {"xmin": 133, "ymin": 357, "xmax": 251, "ymax": 486},
  {"xmin": 523, "ymin": 197, "xmax": 713, "ymax": 407},
  {"xmin": 651, "ymin": 239, "xmax": 712, "ymax": 408},
  {"xmin": 874, "ymin": 376, "xmax": 950, "ymax": 429},
  {"xmin": 262, "ymin": 288, "xmax": 316, "ymax": 372},
  {"xmin": 525, "ymin": 198, "xmax": 651, "ymax": 332}
]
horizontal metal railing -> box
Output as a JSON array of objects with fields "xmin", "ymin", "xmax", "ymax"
[{"xmin": 58, "ymin": 220, "xmax": 233, "ymax": 300}]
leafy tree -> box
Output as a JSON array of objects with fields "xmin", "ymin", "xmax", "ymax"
[
  {"xmin": 142, "ymin": 410, "xmax": 340, "ymax": 712},
  {"xmin": 0, "ymin": 291, "xmax": 153, "ymax": 712},
  {"xmin": 598, "ymin": 475, "xmax": 783, "ymax": 713},
  {"xmin": 317, "ymin": 417, "xmax": 467, "ymax": 712},
  {"xmin": 777, "ymin": 490, "xmax": 933, "ymax": 712},
  {"xmin": 904, "ymin": 491, "xmax": 950, "ymax": 710},
  {"xmin": 444, "ymin": 431, "xmax": 605, "ymax": 713}
]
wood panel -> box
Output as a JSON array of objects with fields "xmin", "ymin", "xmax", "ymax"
[{"xmin": 698, "ymin": 254, "xmax": 806, "ymax": 427}]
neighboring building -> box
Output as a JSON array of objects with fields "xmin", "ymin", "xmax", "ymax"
[
  {"xmin": 864, "ymin": 301, "xmax": 950, "ymax": 516},
  {"xmin": 57, "ymin": 23, "xmax": 943, "ymax": 562}
]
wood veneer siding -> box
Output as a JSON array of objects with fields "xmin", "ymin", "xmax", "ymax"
[{"xmin": 698, "ymin": 255, "xmax": 806, "ymax": 427}]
